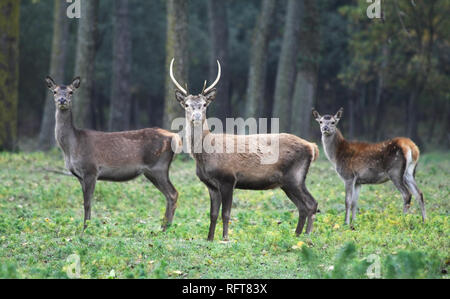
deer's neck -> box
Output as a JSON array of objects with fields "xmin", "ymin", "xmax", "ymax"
[
  {"xmin": 55, "ymin": 108, "xmax": 77, "ymax": 153},
  {"xmin": 322, "ymin": 129, "xmax": 346, "ymax": 166},
  {"xmin": 185, "ymin": 119, "xmax": 211, "ymax": 159}
]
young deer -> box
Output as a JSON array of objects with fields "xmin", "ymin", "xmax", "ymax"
[
  {"xmin": 170, "ymin": 59, "xmax": 319, "ymax": 241},
  {"xmin": 312, "ymin": 108, "xmax": 426, "ymax": 225},
  {"xmin": 45, "ymin": 76, "xmax": 181, "ymax": 231}
]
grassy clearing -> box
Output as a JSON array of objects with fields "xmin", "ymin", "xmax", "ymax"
[{"xmin": 0, "ymin": 149, "xmax": 448, "ymax": 278}]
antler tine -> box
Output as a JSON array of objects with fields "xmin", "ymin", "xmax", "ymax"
[
  {"xmin": 201, "ymin": 80, "xmax": 207, "ymax": 94},
  {"xmin": 169, "ymin": 58, "xmax": 188, "ymax": 95},
  {"xmin": 203, "ymin": 60, "xmax": 221, "ymax": 94}
]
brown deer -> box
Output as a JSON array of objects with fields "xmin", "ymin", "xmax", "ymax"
[
  {"xmin": 170, "ymin": 59, "xmax": 319, "ymax": 241},
  {"xmin": 312, "ymin": 108, "xmax": 426, "ymax": 225},
  {"xmin": 45, "ymin": 76, "xmax": 181, "ymax": 231}
]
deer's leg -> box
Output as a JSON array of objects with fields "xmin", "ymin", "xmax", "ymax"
[
  {"xmin": 79, "ymin": 175, "xmax": 97, "ymax": 231},
  {"xmin": 404, "ymin": 170, "xmax": 426, "ymax": 222},
  {"xmin": 351, "ymin": 184, "xmax": 361, "ymax": 225},
  {"xmin": 220, "ymin": 183, "xmax": 235, "ymax": 241},
  {"xmin": 389, "ymin": 172, "xmax": 412, "ymax": 214},
  {"xmin": 207, "ymin": 186, "xmax": 222, "ymax": 241},
  {"xmin": 282, "ymin": 185, "xmax": 308, "ymax": 236},
  {"xmin": 344, "ymin": 180, "xmax": 355, "ymax": 225},
  {"xmin": 302, "ymin": 184, "xmax": 318, "ymax": 234},
  {"xmin": 145, "ymin": 171, "xmax": 179, "ymax": 231}
]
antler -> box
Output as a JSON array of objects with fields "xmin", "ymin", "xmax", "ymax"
[
  {"xmin": 170, "ymin": 58, "xmax": 188, "ymax": 95},
  {"xmin": 203, "ymin": 60, "xmax": 221, "ymax": 94}
]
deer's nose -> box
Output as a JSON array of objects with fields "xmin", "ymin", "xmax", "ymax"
[
  {"xmin": 58, "ymin": 98, "xmax": 67, "ymax": 104},
  {"xmin": 192, "ymin": 112, "xmax": 202, "ymax": 120}
]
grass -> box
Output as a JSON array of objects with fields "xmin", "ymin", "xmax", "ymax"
[{"xmin": 0, "ymin": 149, "xmax": 448, "ymax": 278}]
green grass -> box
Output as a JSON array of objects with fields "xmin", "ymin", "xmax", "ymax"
[{"xmin": 0, "ymin": 149, "xmax": 448, "ymax": 278}]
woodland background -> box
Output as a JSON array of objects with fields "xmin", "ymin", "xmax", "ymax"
[{"xmin": 0, "ymin": 0, "xmax": 449, "ymax": 151}]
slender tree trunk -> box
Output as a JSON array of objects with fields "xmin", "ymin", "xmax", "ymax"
[
  {"xmin": 0, "ymin": 0, "xmax": 20, "ymax": 151},
  {"xmin": 163, "ymin": 0, "xmax": 188, "ymax": 130},
  {"xmin": 38, "ymin": 0, "xmax": 69, "ymax": 150},
  {"xmin": 291, "ymin": 0, "xmax": 319, "ymax": 139},
  {"xmin": 272, "ymin": 0, "xmax": 303, "ymax": 133},
  {"xmin": 372, "ymin": 45, "xmax": 389, "ymax": 141},
  {"xmin": 73, "ymin": 0, "xmax": 99, "ymax": 129},
  {"xmin": 348, "ymin": 95, "xmax": 355, "ymax": 140},
  {"xmin": 244, "ymin": 0, "xmax": 277, "ymax": 119},
  {"xmin": 109, "ymin": 0, "xmax": 132, "ymax": 131},
  {"xmin": 208, "ymin": 0, "xmax": 230, "ymax": 122}
]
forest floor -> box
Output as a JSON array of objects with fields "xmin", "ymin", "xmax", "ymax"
[{"xmin": 0, "ymin": 150, "xmax": 448, "ymax": 278}]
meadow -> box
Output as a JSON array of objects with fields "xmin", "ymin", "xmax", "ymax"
[{"xmin": 0, "ymin": 150, "xmax": 448, "ymax": 279}]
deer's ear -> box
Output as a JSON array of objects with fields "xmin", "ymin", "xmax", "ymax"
[
  {"xmin": 71, "ymin": 77, "xmax": 81, "ymax": 89},
  {"xmin": 204, "ymin": 88, "xmax": 217, "ymax": 106},
  {"xmin": 312, "ymin": 108, "xmax": 321, "ymax": 121},
  {"xmin": 45, "ymin": 76, "xmax": 57, "ymax": 90},
  {"xmin": 175, "ymin": 90, "xmax": 187, "ymax": 108},
  {"xmin": 335, "ymin": 107, "xmax": 344, "ymax": 121}
]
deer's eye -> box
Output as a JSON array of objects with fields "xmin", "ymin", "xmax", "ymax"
[
  {"xmin": 319, "ymin": 121, "xmax": 323, "ymax": 124},
  {"xmin": 69, "ymin": 91, "xmax": 73, "ymax": 95},
  {"xmin": 331, "ymin": 122, "xmax": 335, "ymax": 125},
  {"xmin": 53, "ymin": 91, "xmax": 57, "ymax": 94}
]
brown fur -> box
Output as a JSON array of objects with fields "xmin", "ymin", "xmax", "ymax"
[
  {"xmin": 312, "ymin": 108, "xmax": 426, "ymax": 225},
  {"xmin": 47, "ymin": 76, "xmax": 180, "ymax": 231}
]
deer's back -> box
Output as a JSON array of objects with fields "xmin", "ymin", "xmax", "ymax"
[
  {"xmin": 82, "ymin": 128, "xmax": 174, "ymax": 165},
  {"xmin": 194, "ymin": 133, "xmax": 317, "ymax": 190},
  {"xmin": 335, "ymin": 137, "xmax": 419, "ymax": 183}
]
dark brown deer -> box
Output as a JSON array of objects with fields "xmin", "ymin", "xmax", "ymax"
[
  {"xmin": 170, "ymin": 59, "xmax": 319, "ymax": 241},
  {"xmin": 312, "ymin": 108, "xmax": 426, "ymax": 225},
  {"xmin": 45, "ymin": 76, "xmax": 181, "ymax": 231}
]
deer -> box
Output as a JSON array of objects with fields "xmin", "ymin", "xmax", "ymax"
[
  {"xmin": 169, "ymin": 59, "xmax": 319, "ymax": 241},
  {"xmin": 45, "ymin": 76, "xmax": 181, "ymax": 232},
  {"xmin": 312, "ymin": 107, "xmax": 426, "ymax": 226}
]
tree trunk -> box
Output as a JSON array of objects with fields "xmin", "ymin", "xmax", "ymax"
[
  {"xmin": 38, "ymin": 0, "xmax": 69, "ymax": 150},
  {"xmin": 244, "ymin": 0, "xmax": 276, "ymax": 119},
  {"xmin": 73, "ymin": 0, "xmax": 99, "ymax": 129},
  {"xmin": 163, "ymin": 0, "xmax": 188, "ymax": 130},
  {"xmin": 109, "ymin": 0, "xmax": 132, "ymax": 132},
  {"xmin": 272, "ymin": 0, "xmax": 303, "ymax": 133},
  {"xmin": 372, "ymin": 45, "xmax": 389, "ymax": 141},
  {"xmin": 0, "ymin": 0, "xmax": 20, "ymax": 151},
  {"xmin": 208, "ymin": 0, "xmax": 230, "ymax": 122},
  {"xmin": 348, "ymin": 95, "xmax": 355, "ymax": 140},
  {"xmin": 291, "ymin": 0, "xmax": 319, "ymax": 139}
]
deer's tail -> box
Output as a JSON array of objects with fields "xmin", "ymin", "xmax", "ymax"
[
  {"xmin": 171, "ymin": 133, "xmax": 183, "ymax": 154},
  {"xmin": 310, "ymin": 142, "xmax": 319, "ymax": 163},
  {"xmin": 397, "ymin": 138, "xmax": 420, "ymax": 178}
]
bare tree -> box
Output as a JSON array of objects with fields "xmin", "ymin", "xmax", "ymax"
[
  {"xmin": 73, "ymin": 0, "xmax": 99, "ymax": 129},
  {"xmin": 0, "ymin": 0, "xmax": 20, "ymax": 151},
  {"xmin": 291, "ymin": 0, "xmax": 319, "ymax": 139},
  {"xmin": 163, "ymin": 0, "xmax": 189, "ymax": 130},
  {"xmin": 272, "ymin": 0, "xmax": 303, "ymax": 132},
  {"xmin": 109, "ymin": 0, "xmax": 132, "ymax": 132},
  {"xmin": 244, "ymin": 0, "xmax": 277, "ymax": 119},
  {"xmin": 38, "ymin": 0, "xmax": 70, "ymax": 150},
  {"xmin": 208, "ymin": 0, "xmax": 230, "ymax": 122}
]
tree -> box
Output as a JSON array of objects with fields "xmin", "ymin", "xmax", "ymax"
[
  {"xmin": 244, "ymin": 0, "xmax": 277, "ymax": 119},
  {"xmin": 163, "ymin": 0, "xmax": 189, "ymax": 130},
  {"xmin": 291, "ymin": 0, "xmax": 319, "ymax": 139},
  {"xmin": 208, "ymin": 0, "xmax": 230, "ymax": 122},
  {"xmin": 272, "ymin": 0, "xmax": 303, "ymax": 133},
  {"xmin": 73, "ymin": 0, "xmax": 99, "ymax": 129},
  {"xmin": 109, "ymin": 0, "xmax": 132, "ymax": 131},
  {"xmin": 0, "ymin": 0, "xmax": 20, "ymax": 151},
  {"xmin": 38, "ymin": 0, "xmax": 70, "ymax": 150}
]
